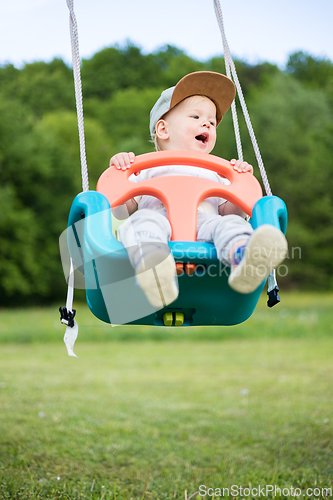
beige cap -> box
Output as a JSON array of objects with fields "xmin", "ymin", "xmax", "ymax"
[{"xmin": 149, "ymin": 71, "xmax": 236, "ymax": 138}]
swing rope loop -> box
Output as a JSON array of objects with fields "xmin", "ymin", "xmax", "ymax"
[
  {"xmin": 213, "ymin": 0, "xmax": 272, "ymax": 197},
  {"xmin": 66, "ymin": 0, "xmax": 89, "ymax": 192}
]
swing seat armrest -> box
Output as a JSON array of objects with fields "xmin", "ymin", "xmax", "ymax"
[
  {"xmin": 68, "ymin": 190, "xmax": 112, "ymax": 225},
  {"xmin": 250, "ymin": 196, "xmax": 287, "ymax": 309},
  {"xmin": 67, "ymin": 191, "xmax": 124, "ymax": 268},
  {"xmin": 250, "ymin": 196, "xmax": 288, "ymax": 234}
]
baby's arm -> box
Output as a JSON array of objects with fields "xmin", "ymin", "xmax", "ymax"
[
  {"xmin": 218, "ymin": 159, "xmax": 253, "ymax": 217},
  {"xmin": 109, "ymin": 152, "xmax": 138, "ymax": 219}
]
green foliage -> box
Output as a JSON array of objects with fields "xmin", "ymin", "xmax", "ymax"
[
  {"xmin": 153, "ymin": 44, "xmax": 205, "ymax": 88},
  {"xmin": 39, "ymin": 111, "xmax": 113, "ymax": 186},
  {"xmin": 0, "ymin": 97, "xmax": 78, "ymax": 303},
  {"xmin": 287, "ymin": 51, "xmax": 333, "ymax": 90},
  {"xmin": 0, "ymin": 186, "xmax": 39, "ymax": 298},
  {"xmin": 246, "ymin": 73, "xmax": 333, "ymax": 288},
  {"xmin": 82, "ymin": 43, "xmax": 161, "ymax": 99},
  {"xmin": 85, "ymin": 87, "xmax": 161, "ymax": 156},
  {"xmin": 0, "ymin": 59, "xmax": 74, "ymax": 116},
  {"xmin": 81, "ymin": 43, "xmax": 205, "ymax": 101},
  {"xmin": 0, "ymin": 44, "xmax": 332, "ymax": 304},
  {"xmin": 207, "ymin": 57, "xmax": 280, "ymax": 95}
]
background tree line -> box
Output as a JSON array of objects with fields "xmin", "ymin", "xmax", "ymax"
[{"xmin": 0, "ymin": 44, "xmax": 332, "ymax": 305}]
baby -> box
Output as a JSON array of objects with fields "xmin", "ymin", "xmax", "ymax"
[{"xmin": 110, "ymin": 71, "xmax": 287, "ymax": 308}]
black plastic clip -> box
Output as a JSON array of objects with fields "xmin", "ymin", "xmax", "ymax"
[
  {"xmin": 267, "ymin": 286, "xmax": 280, "ymax": 308},
  {"xmin": 59, "ymin": 307, "xmax": 76, "ymax": 328}
]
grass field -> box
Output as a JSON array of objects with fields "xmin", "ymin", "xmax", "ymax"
[{"xmin": 0, "ymin": 293, "xmax": 332, "ymax": 499}]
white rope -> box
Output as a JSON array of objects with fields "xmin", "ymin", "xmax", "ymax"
[
  {"xmin": 61, "ymin": 0, "xmax": 89, "ymax": 356},
  {"xmin": 213, "ymin": 0, "xmax": 272, "ymax": 197},
  {"xmin": 65, "ymin": 257, "xmax": 75, "ymax": 312},
  {"xmin": 66, "ymin": 0, "xmax": 89, "ymax": 192},
  {"xmin": 216, "ymin": 14, "xmax": 243, "ymax": 161},
  {"xmin": 214, "ymin": 0, "xmax": 280, "ymax": 297},
  {"xmin": 63, "ymin": 259, "xmax": 78, "ymax": 357}
]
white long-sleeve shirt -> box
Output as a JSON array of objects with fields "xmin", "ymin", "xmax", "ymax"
[{"xmin": 131, "ymin": 165, "xmax": 230, "ymax": 214}]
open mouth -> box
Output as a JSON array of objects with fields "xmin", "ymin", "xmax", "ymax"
[{"xmin": 195, "ymin": 133, "xmax": 209, "ymax": 145}]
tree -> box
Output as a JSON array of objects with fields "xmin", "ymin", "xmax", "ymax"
[
  {"xmin": 39, "ymin": 110, "xmax": 113, "ymax": 187},
  {"xmin": 244, "ymin": 72, "xmax": 333, "ymax": 288},
  {"xmin": 0, "ymin": 98, "xmax": 79, "ymax": 304},
  {"xmin": 206, "ymin": 57, "xmax": 279, "ymax": 96},
  {"xmin": 152, "ymin": 45, "xmax": 204, "ymax": 89},
  {"xmin": 81, "ymin": 43, "xmax": 162, "ymax": 100},
  {"xmin": 84, "ymin": 87, "xmax": 162, "ymax": 157},
  {"xmin": 0, "ymin": 45, "xmax": 332, "ymax": 303},
  {"xmin": 287, "ymin": 51, "xmax": 333, "ymax": 91},
  {"xmin": 0, "ymin": 59, "xmax": 74, "ymax": 117}
]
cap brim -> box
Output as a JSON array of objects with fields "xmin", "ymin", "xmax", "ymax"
[{"xmin": 170, "ymin": 71, "xmax": 236, "ymax": 125}]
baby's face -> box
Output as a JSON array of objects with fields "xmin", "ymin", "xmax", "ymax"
[{"xmin": 163, "ymin": 96, "xmax": 217, "ymax": 153}]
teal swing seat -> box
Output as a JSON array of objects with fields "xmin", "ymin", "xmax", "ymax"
[{"xmin": 67, "ymin": 151, "xmax": 287, "ymax": 327}]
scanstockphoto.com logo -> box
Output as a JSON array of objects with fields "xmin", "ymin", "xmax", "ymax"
[
  {"xmin": 60, "ymin": 212, "xmax": 301, "ymax": 288},
  {"xmin": 185, "ymin": 484, "xmax": 333, "ymax": 498},
  {"xmin": 59, "ymin": 212, "xmax": 301, "ymax": 325}
]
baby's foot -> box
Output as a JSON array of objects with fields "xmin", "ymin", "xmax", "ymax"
[
  {"xmin": 228, "ymin": 225, "xmax": 288, "ymax": 294},
  {"xmin": 135, "ymin": 250, "xmax": 178, "ymax": 308}
]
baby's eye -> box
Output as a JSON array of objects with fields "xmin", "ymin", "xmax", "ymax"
[
  {"xmin": 191, "ymin": 115, "xmax": 199, "ymax": 119},
  {"xmin": 210, "ymin": 121, "xmax": 216, "ymax": 126}
]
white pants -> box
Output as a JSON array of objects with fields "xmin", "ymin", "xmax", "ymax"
[{"xmin": 118, "ymin": 208, "xmax": 253, "ymax": 267}]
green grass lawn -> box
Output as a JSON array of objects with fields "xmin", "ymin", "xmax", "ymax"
[{"xmin": 0, "ymin": 293, "xmax": 332, "ymax": 499}]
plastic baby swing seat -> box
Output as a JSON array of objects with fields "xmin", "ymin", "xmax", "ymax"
[{"xmin": 67, "ymin": 150, "xmax": 287, "ymax": 327}]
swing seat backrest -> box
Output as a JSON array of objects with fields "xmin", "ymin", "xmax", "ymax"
[{"xmin": 97, "ymin": 151, "xmax": 263, "ymax": 241}]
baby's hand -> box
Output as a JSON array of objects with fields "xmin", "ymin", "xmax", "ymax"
[
  {"xmin": 110, "ymin": 152, "xmax": 135, "ymax": 170},
  {"xmin": 230, "ymin": 159, "xmax": 253, "ymax": 175}
]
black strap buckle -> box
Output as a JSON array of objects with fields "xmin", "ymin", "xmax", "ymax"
[
  {"xmin": 267, "ymin": 286, "xmax": 280, "ymax": 308},
  {"xmin": 59, "ymin": 307, "xmax": 76, "ymax": 328}
]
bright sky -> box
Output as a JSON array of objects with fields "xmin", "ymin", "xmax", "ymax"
[{"xmin": 0, "ymin": 0, "xmax": 332, "ymax": 69}]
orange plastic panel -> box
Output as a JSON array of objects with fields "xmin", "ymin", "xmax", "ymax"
[
  {"xmin": 175, "ymin": 262, "xmax": 184, "ymax": 275},
  {"xmin": 97, "ymin": 151, "xmax": 263, "ymax": 241},
  {"xmin": 185, "ymin": 263, "xmax": 196, "ymax": 275}
]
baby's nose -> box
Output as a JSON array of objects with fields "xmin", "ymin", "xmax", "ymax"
[{"xmin": 202, "ymin": 120, "xmax": 210, "ymax": 127}]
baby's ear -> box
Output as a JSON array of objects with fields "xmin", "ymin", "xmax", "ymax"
[{"xmin": 155, "ymin": 119, "xmax": 169, "ymax": 140}]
